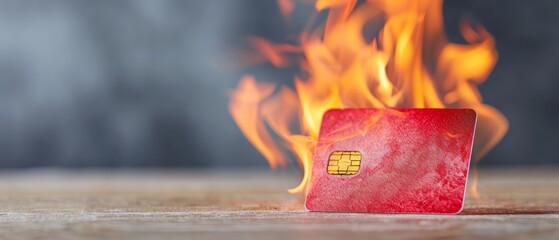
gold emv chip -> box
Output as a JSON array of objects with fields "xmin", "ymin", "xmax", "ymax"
[{"xmin": 327, "ymin": 151, "xmax": 362, "ymax": 175}]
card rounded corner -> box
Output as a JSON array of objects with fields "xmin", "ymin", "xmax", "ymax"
[
  {"xmin": 451, "ymin": 202, "xmax": 466, "ymax": 215},
  {"xmin": 464, "ymin": 108, "xmax": 478, "ymax": 119},
  {"xmin": 322, "ymin": 108, "xmax": 340, "ymax": 117},
  {"xmin": 304, "ymin": 199, "xmax": 314, "ymax": 212}
]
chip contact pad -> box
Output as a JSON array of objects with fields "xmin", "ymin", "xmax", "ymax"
[{"xmin": 327, "ymin": 151, "xmax": 361, "ymax": 175}]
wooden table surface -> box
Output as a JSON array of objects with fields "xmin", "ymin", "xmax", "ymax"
[{"xmin": 0, "ymin": 168, "xmax": 557, "ymax": 240}]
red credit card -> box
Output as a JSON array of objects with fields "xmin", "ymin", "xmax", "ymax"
[{"xmin": 305, "ymin": 108, "xmax": 477, "ymax": 214}]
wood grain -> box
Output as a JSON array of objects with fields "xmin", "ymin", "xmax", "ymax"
[{"xmin": 0, "ymin": 168, "xmax": 557, "ymax": 240}]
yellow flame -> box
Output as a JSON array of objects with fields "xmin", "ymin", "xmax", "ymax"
[{"xmin": 229, "ymin": 0, "xmax": 508, "ymax": 194}]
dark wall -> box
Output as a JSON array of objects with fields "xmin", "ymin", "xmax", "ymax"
[
  {"xmin": 0, "ymin": 0, "xmax": 556, "ymax": 168},
  {"xmin": 447, "ymin": 0, "xmax": 559, "ymax": 165}
]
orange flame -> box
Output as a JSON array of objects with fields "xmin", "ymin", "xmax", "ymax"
[{"xmin": 229, "ymin": 0, "xmax": 508, "ymax": 194}]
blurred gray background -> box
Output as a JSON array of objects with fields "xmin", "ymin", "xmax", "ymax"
[{"xmin": 0, "ymin": 0, "xmax": 557, "ymax": 168}]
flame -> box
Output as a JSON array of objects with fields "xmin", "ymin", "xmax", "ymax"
[
  {"xmin": 229, "ymin": 0, "xmax": 508, "ymax": 194},
  {"xmin": 277, "ymin": 0, "xmax": 295, "ymax": 20}
]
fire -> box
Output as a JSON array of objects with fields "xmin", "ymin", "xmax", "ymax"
[{"xmin": 229, "ymin": 0, "xmax": 508, "ymax": 194}]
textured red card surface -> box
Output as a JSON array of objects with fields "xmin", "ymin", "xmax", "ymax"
[{"xmin": 305, "ymin": 108, "xmax": 477, "ymax": 214}]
